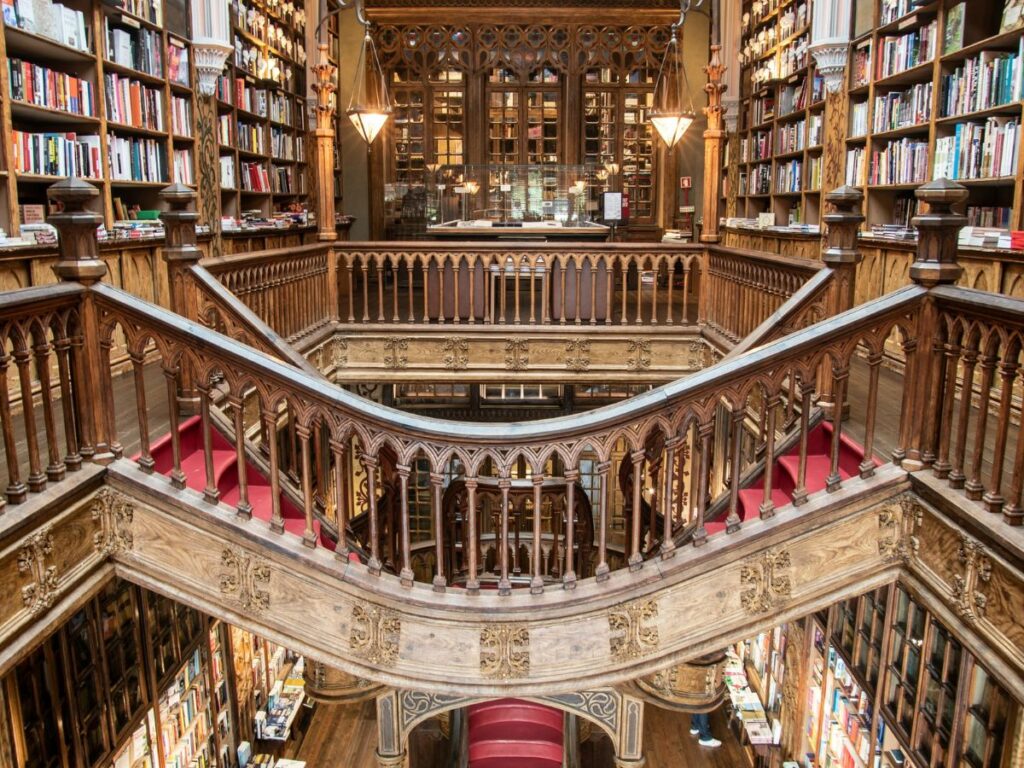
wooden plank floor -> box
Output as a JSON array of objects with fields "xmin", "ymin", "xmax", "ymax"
[{"xmin": 286, "ymin": 699, "xmax": 747, "ymax": 767}]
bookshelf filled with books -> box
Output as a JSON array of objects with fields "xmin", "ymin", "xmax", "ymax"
[
  {"xmin": 217, "ymin": 0, "xmax": 309, "ymax": 226},
  {"xmin": 732, "ymin": 0, "xmax": 1024, "ymax": 238},
  {"xmin": 0, "ymin": 0, "xmax": 199, "ymax": 241}
]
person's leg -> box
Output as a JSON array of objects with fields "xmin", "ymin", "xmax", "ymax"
[{"xmin": 690, "ymin": 712, "xmax": 710, "ymax": 739}]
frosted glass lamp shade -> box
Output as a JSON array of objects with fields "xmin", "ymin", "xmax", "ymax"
[
  {"xmin": 347, "ymin": 108, "xmax": 390, "ymax": 144},
  {"xmin": 651, "ymin": 112, "xmax": 695, "ymax": 148}
]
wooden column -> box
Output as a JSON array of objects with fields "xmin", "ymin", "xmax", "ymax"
[
  {"xmin": 700, "ymin": 44, "xmax": 726, "ymax": 243},
  {"xmin": 902, "ymin": 179, "xmax": 968, "ymax": 470},
  {"xmin": 160, "ymin": 183, "xmax": 203, "ymax": 412},
  {"xmin": 312, "ymin": 43, "xmax": 339, "ymax": 242},
  {"xmin": 818, "ymin": 88, "xmax": 850, "ymax": 242},
  {"xmin": 817, "ymin": 185, "xmax": 864, "ymax": 418},
  {"xmin": 194, "ymin": 93, "xmax": 223, "ymax": 258},
  {"xmin": 48, "ymin": 179, "xmax": 112, "ymax": 462}
]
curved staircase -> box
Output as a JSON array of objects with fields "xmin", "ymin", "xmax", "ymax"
[
  {"xmin": 467, "ymin": 699, "xmax": 564, "ymax": 768},
  {"xmin": 146, "ymin": 416, "xmax": 336, "ymax": 550}
]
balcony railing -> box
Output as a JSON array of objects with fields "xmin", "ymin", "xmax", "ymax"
[{"xmin": 0, "ymin": 179, "xmax": 1019, "ymax": 604}]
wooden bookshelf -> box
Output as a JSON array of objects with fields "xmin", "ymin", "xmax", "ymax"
[
  {"xmin": 217, "ymin": 0, "xmax": 309, "ymax": 221},
  {"xmin": 0, "ymin": 0, "xmax": 199, "ymax": 236},
  {"xmin": 733, "ymin": 0, "xmax": 1024, "ymax": 233}
]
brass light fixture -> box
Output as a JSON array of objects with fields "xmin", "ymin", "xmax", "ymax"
[{"xmin": 650, "ymin": 0, "xmax": 704, "ymax": 148}]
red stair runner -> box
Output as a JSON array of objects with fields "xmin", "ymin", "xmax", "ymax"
[{"xmin": 468, "ymin": 699, "xmax": 564, "ymax": 768}]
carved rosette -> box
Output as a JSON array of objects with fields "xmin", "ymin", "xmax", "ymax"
[
  {"xmin": 351, "ymin": 604, "xmax": 401, "ymax": 666},
  {"xmin": 18, "ymin": 528, "xmax": 59, "ymax": 616},
  {"xmin": 480, "ymin": 623, "xmax": 531, "ymax": 679},
  {"xmin": 565, "ymin": 339, "xmax": 591, "ymax": 372},
  {"xmin": 609, "ymin": 599, "xmax": 660, "ymax": 662},
  {"xmin": 219, "ymin": 546, "xmax": 271, "ymax": 614},
  {"xmin": 91, "ymin": 487, "xmax": 134, "ymax": 557},
  {"xmin": 740, "ymin": 549, "xmax": 793, "ymax": 614},
  {"xmin": 626, "ymin": 340, "xmax": 651, "ymax": 371},
  {"xmin": 442, "ymin": 337, "xmax": 469, "ymax": 371},
  {"xmin": 953, "ymin": 534, "xmax": 992, "ymax": 625},
  {"xmin": 504, "ymin": 338, "xmax": 529, "ymax": 370}
]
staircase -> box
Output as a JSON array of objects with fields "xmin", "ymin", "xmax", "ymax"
[
  {"xmin": 147, "ymin": 416, "xmax": 336, "ymax": 550},
  {"xmin": 468, "ymin": 699, "xmax": 564, "ymax": 768},
  {"xmin": 706, "ymin": 422, "xmax": 878, "ymax": 535}
]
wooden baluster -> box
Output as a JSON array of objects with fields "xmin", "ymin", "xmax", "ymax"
[
  {"xmin": 628, "ymin": 449, "xmax": 645, "ymax": 570},
  {"xmin": 826, "ymin": 365, "xmax": 849, "ymax": 492},
  {"xmin": 165, "ymin": 366, "xmax": 186, "ymax": 490},
  {"xmin": 361, "ymin": 258, "xmax": 370, "ymax": 323},
  {"xmin": 634, "ymin": 262, "xmax": 644, "ymax": 325},
  {"xmin": 665, "ymin": 259, "xmax": 675, "ymax": 325},
  {"xmin": 419, "ymin": 257, "xmax": 430, "ymax": 324},
  {"xmin": 14, "ymin": 346, "xmax": 45, "ymax": 492},
  {"xmin": 860, "ymin": 353, "xmax": 883, "ymax": 478},
  {"xmin": 376, "ymin": 257, "xmax": 386, "ymax": 323},
  {"xmin": 347, "ymin": 261, "xmax": 356, "ymax": 323},
  {"xmin": 660, "ymin": 438, "xmax": 678, "ymax": 557},
  {"xmin": 396, "ymin": 463, "xmax": 414, "ymax": 585},
  {"xmin": 331, "ymin": 438, "xmax": 348, "ymax": 555},
  {"xmin": 573, "ymin": 261, "xmax": 582, "ymax": 326},
  {"xmin": 0, "ymin": 353, "xmax": 26, "ymax": 503},
  {"xmin": 682, "ymin": 264, "xmax": 690, "ymax": 323},
  {"xmin": 262, "ymin": 405, "xmax": 283, "ymax": 533},
  {"xmin": 965, "ymin": 350, "xmax": 998, "ymax": 500},
  {"xmin": 530, "ymin": 474, "xmax": 545, "ymax": 593},
  {"xmin": 529, "ymin": 259, "xmax": 537, "ymax": 325},
  {"xmin": 437, "ymin": 257, "xmax": 448, "ymax": 324},
  {"xmin": 563, "ymin": 468, "xmax": 578, "ymax": 588},
  {"xmin": 296, "ymin": 423, "xmax": 316, "ymax": 548},
  {"xmin": 31, "ymin": 336, "xmax": 62, "ymax": 482},
  {"xmin": 99, "ymin": 339, "xmax": 122, "ymax": 459},
  {"xmin": 649, "ymin": 260, "xmax": 659, "ymax": 324},
  {"xmin": 792, "ymin": 381, "xmax": 813, "ymax": 506},
  {"xmin": 948, "ymin": 342, "xmax": 979, "ymax": 488},
  {"xmin": 605, "ymin": 259, "xmax": 614, "ymax": 326},
  {"xmin": 431, "ymin": 472, "xmax": 446, "ymax": 591},
  {"xmin": 932, "ymin": 336, "xmax": 962, "ymax": 479},
  {"xmin": 500, "ymin": 259, "xmax": 508, "ymax": 325},
  {"xmin": 1003, "ymin": 402, "xmax": 1024, "ymax": 525},
  {"xmin": 465, "ymin": 476, "xmax": 480, "ymax": 593},
  {"xmin": 498, "ymin": 477, "xmax": 512, "ymax": 595},
  {"xmin": 54, "ymin": 336, "xmax": 81, "ymax": 471},
  {"xmin": 392, "ymin": 257, "xmax": 400, "ymax": 322},
  {"xmin": 130, "ymin": 351, "xmax": 153, "ymax": 474},
  {"xmin": 693, "ymin": 419, "xmax": 713, "ymax": 546},
  {"xmin": 595, "ymin": 461, "xmax": 611, "ymax": 579},
  {"xmin": 468, "ymin": 257, "xmax": 477, "ymax": 325},
  {"xmin": 199, "ymin": 384, "xmax": 219, "ymax": 504},
  {"xmin": 620, "ymin": 261, "xmax": 628, "ymax": 325},
  {"xmin": 558, "ymin": 259, "xmax": 567, "ymax": 325},
  {"xmin": 230, "ymin": 395, "xmax": 252, "ymax": 519},
  {"xmin": 760, "ymin": 395, "xmax": 779, "ymax": 519},
  {"xmin": 485, "ymin": 256, "xmax": 493, "ymax": 325},
  {"xmin": 893, "ymin": 336, "xmax": 918, "ymax": 464},
  {"xmin": 363, "ymin": 453, "xmax": 382, "ymax": 574},
  {"xmin": 589, "ymin": 259, "xmax": 598, "ymax": 326},
  {"xmin": 725, "ymin": 403, "xmax": 744, "ymax": 532},
  {"xmin": 539, "ymin": 258, "xmax": 548, "ymax": 324},
  {"xmin": 983, "ymin": 356, "xmax": 1019, "ymax": 513},
  {"xmin": 453, "ymin": 257, "xmax": 462, "ymax": 325},
  {"xmin": 514, "ymin": 258, "xmax": 522, "ymax": 325}
]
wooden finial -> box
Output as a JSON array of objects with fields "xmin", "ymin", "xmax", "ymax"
[
  {"xmin": 48, "ymin": 178, "xmax": 106, "ymax": 285},
  {"xmin": 910, "ymin": 178, "xmax": 969, "ymax": 287}
]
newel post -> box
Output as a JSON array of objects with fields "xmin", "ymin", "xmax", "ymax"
[
  {"xmin": 700, "ymin": 43, "xmax": 726, "ymax": 244},
  {"xmin": 49, "ymin": 179, "xmax": 113, "ymax": 462},
  {"xmin": 160, "ymin": 183, "xmax": 202, "ymax": 412},
  {"xmin": 817, "ymin": 185, "xmax": 864, "ymax": 418},
  {"xmin": 902, "ymin": 179, "xmax": 968, "ymax": 470},
  {"xmin": 312, "ymin": 43, "xmax": 338, "ymax": 243}
]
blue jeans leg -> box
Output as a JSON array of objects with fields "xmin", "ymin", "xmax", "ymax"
[{"xmin": 692, "ymin": 712, "xmax": 712, "ymax": 740}]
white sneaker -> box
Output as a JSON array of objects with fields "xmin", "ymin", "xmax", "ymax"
[
  {"xmin": 699, "ymin": 737, "xmax": 722, "ymax": 748},
  {"xmin": 689, "ymin": 728, "xmax": 700, "ymax": 735}
]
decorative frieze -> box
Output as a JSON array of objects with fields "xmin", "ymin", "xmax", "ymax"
[
  {"xmin": 219, "ymin": 546, "xmax": 271, "ymax": 614},
  {"xmin": 564, "ymin": 339, "xmax": 591, "ymax": 372},
  {"xmin": 91, "ymin": 487, "xmax": 134, "ymax": 557},
  {"xmin": 609, "ymin": 599, "xmax": 660, "ymax": 661},
  {"xmin": 480, "ymin": 623, "xmax": 531, "ymax": 679},
  {"xmin": 351, "ymin": 604, "xmax": 401, "ymax": 666},
  {"xmin": 17, "ymin": 528, "xmax": 59, "ymax": 616},
  {"xmin": 504, "ymin": 338, "xmax": 530, "ymax": 371},
  {"xmin": 442, "ymin": 337, "xmax": 469, "ymax": 371},
  {"xmin": 953, "ymin": 534, "xmax": 991, "ymax": 625},
  {"xmin": 740, "ymin": 548, "xmax": 793, "ymax": 614},
  {"xmin": 626, "ymin": 339, "xmax": 651, "ymax": 371},
  {"xmin": 383, "ymin": 337, "xmax": 409, "ymax": 369}
]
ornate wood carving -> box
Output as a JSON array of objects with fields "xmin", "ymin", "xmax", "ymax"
[
  {"xmin": 442, "ymin": 337, "xmax": 470, "ymax": 371},
  {"xmin": 564, "ymin": 338, "xmax": 592, "ymax": 372},
  {"xmin": 91, "ymin": 487, "xmax": 134, "ymax": 557},
  {"xmin": 952, "ymin": 534, "xmax": 991, "ymax": 625},
  {"xmin": 480, "ymin": 623, "xmax": 531, "ymax": 679},
  {"xmin": 218, "ymin": 546, "xmax": 271, "ymax": 614},
  {"xmin": 740, "ymin": 549, "xmax": 792, "ymax": 614},
  {"xmin": 17, "ymin": 528, "xmax": 59, "ymax": 616},
  {"xmin": 609, "ymin": 599, "xmax": 660, "ymax": 661},
  {"xmin": 877, "ymin": 494, "xmax": 922, "ymax": 564},
  {"xmin": 194, "ymin": 95, "xmax": 221, "ymax": 256},
  {"xmin": 626, "ymin": 339, "xmax": 651, "ymax": 371},
  {"xmin": 383, "ymin": 337, "xmax": 410, "ymax": 370},
  {"xmin": 351, "ymin": 604, "xmax": 401, "ymax": 666},
  {"xmin": 504, "ymin": 338, "xmax": 529, "ymax": 370}
]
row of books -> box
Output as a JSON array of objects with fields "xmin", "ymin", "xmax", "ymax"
[
  {"xmin": 876, "ymin": 21, "xmax": 937, "ymax": 79},
  {"xmin": 241, "ymin": 160, "xmax": 272, "ymax": 192},
  {"xmin": 846, "ymin": 147, "xmax": 867, "ymax": 187},
  {"xmin": 778, "ymin": 32, "xmax": 809, "ymax": 80},
  {"xmin": 104, "ymin": 74, "xmax": 164, "ymax": 131},
  {"xmin": 751, "ymin": 95, "xmax": 774, "ymax": 126},
  {"xmin": 171, "ymin": 96, "xmax": 192, "ymax": 137},
  {"xmin": 743, "ymin": 163, "xmax": 772, "ymax": 195},
  {"xmin": 269, "ymin": 93, "xmax": 299, "ymax": 127},
  {"xmin": 777, "ymin": 120, "xmax": 807, "ymax": 154},
  {"xmin": 869, "ymin": 138, "xmax": 929, "ymax": 185},
  {"xmin": 115, "ymin": 0, "xmax": 161, "ymax": 24},
  {"xmin": 172, "ymin": 148, "xmax": 193, "ymax": 185},
  {"xmin": 851, "ymin": 102, "xmax": 869, "ymax": 138},
  {"xmin": 873, "ymin": 83, "xmax": 932, "ymax": 134},
  {"xmin": 167, "ymin": 39, "xmax": 190, "ymax": 87},
  {"xmin": 106, "ymin": 20, "xmax": 164, "ymax": 78},
  {"xmin": 11, "ymin": 130, "xmax": 101, "ymax": 178},
  {"xmin": 880, "ymin": 0, "xmax": 914, "ymax": 25},
  {"xmin": 777, "ymin": 74, "xmax": 824, "ymax": 116},
  {"xmin": 743, "ymin": 130, "xmax": 773, "ymax": 162},
  {"xmin": 218, "ymin": 115, "xmax": 234, "ymax": 145},
  {"xmin": 238, "ymin": 121, "xmax": 267, "ymax": 154},
  {"xmin": 933, "ymin": 118, "xmax": 1020, "ymax": 180},
  {"xmin": 235, "ymin": 79, "xmax": 269, "ymax": 116},
  {"xmin": 270, "ymin": 164, "xmax": 303, "ymax": 194},
  {"xmin": 220, "ymin": 155, "xmax": 237, "ymax": 189},
  {"xmin": 807, "ymin": 154, "xmax": 822, "ymax": 191},
  {"xmin": 108, "ymin": 134, "xmax": 167, "ymax": 182},
  {"xmin": 7, "ymin": 58, "xmax": 96, "ymax": 117},
  {"xmin": 939, "ymin": 43, "xmax": 1024, "ymax": 119},
  {"xmin": 966, "ymin": 205, "xmax": 1013, "ymax": 229},
  {"xmin": 4, "ymin": 0, "xmax": 90, "ymax": 52},
  {"xmin": 270, "ymin": 127, "xmax": 302, "ymax": 160},
  {"xmin": 959, "ymin": 226, "xmax": 1024, "ymax": 250},
  {"xmin": 776, "ymin": 159, "xmax": 802, "ymax": 193}
]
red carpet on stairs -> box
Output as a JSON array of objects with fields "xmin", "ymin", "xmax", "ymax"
[
  {"xmin": 468, "ymin": 699, "xmax": 564, "ymax": 768},
  {"xmin": 145, "ymin": 416, "xmax": 336, "ymax": 550},
  {"xmin": 706, "ymin": 422, "xmax": 881, "ymax": 535}
]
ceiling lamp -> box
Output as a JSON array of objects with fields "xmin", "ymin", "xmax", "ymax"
[
  {"xmin": 191, "ymin": 1, "xmax": 232, "ymax": 97},
  {"xmin": 650, "ymin": 0, "xmax": 703, "ymax": 148},
  {"xmin": 346, "ymin": 26, "xmax": 392, "ymax": 144}
]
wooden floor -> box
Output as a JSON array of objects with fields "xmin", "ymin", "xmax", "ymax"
[{"xmin": 286, "ymin": 699, "xmax": 747, "ymax": 767}]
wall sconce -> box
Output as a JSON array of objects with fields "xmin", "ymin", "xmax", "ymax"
[{"xmin": 191, "ymin": 1, "xmax": 232, "ymax": 97}]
